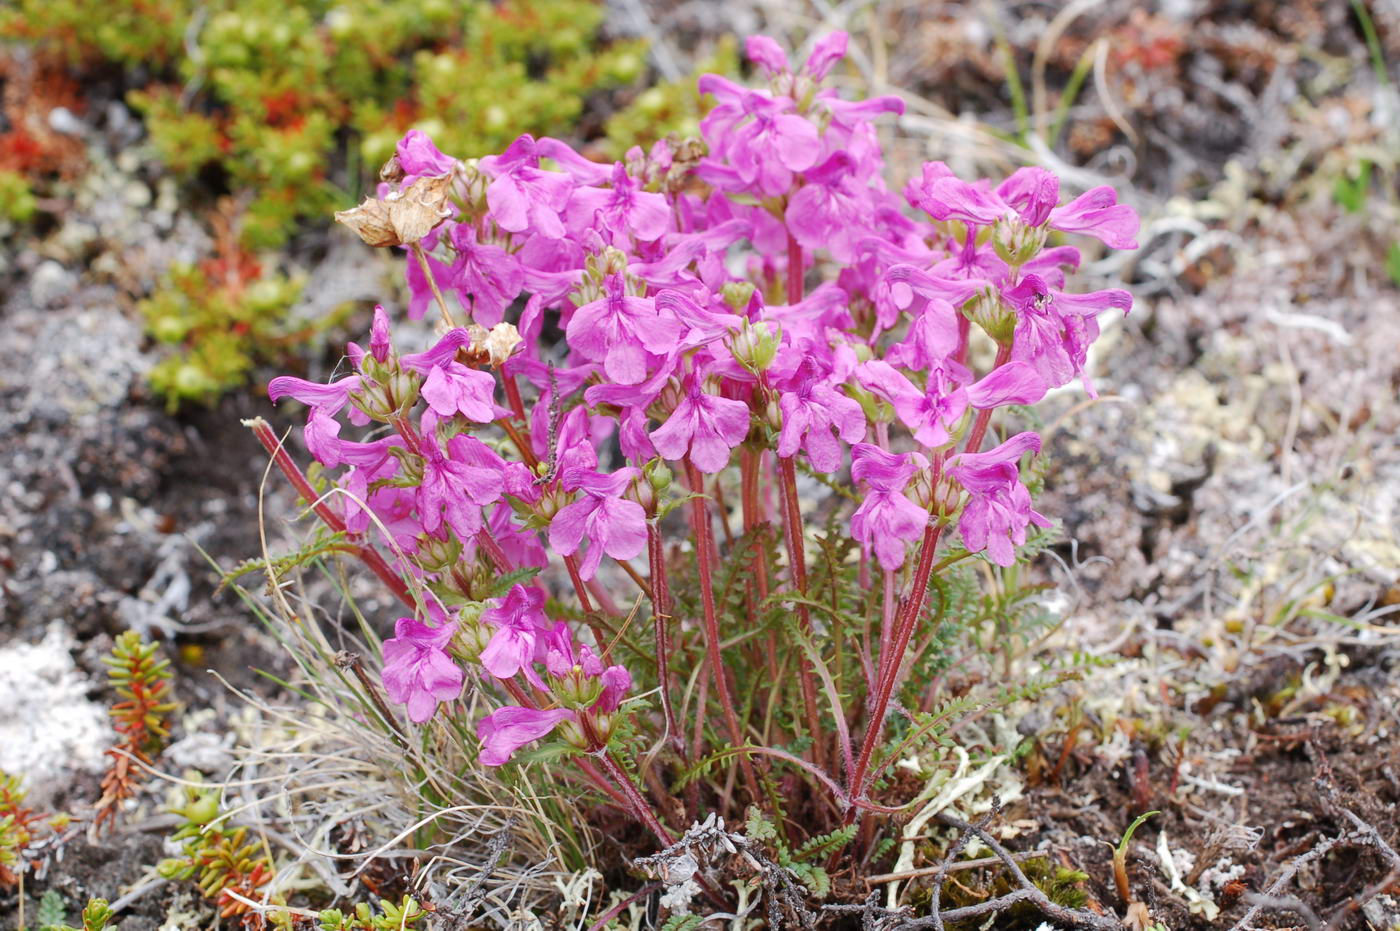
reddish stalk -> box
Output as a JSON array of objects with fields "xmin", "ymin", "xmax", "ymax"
[
  {"xmin": 247, "ymin": 418, "xmax": 414, "ymax": 609},
  {"xmin": 562, "ymin": 554, "xmax": 596, "ymax": 614},
  {"xmin": 596, "ymin": 750, "xmax": 673, "ymax": 847},
  {"xmin": 646, "ymin": 524, "xmax": 683, "ymax": 750},
  {"xmin": 502, "ymin": 372, "xmax": 528, "ymax": 422},
  {"xmin": 843, "ymin": 521, "xmax": 945, "ymax": 824},
  {"xmin": 776, "ymin": 455, "xmax": 826, "ymax": 767},
  {"xmin": 785, "ymin": 232, "xmax": 804, "ymax": 305},
  {"xmin": 962, "ymin": 343, "xmax": 1013, "ymax": 455},
  {"xmin": 741, "ymin": 447, "xmax": 779, "ymax": 683},
  {"xmin": 684, "ymin": 459, "xmax": 762, "ymax": 803}
]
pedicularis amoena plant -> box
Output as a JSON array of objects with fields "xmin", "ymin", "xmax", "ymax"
[{"xmin": 259, "ymin": 30, "xmax": 1137, "ymax": 899}]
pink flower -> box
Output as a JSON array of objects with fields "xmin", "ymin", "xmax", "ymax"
[
  {"xmin": 479, "ymin": 135, "xmax": 573, "ymax": 238},
  {"xmin": 477, "ymin": 706, "xmax": 574, "ymax": 766},
  {"xmin": 784, "ymin": 151, "xmax": 872, "ymax": 263},
  {"xmin": 858, "ymin": 360, "xmax": 969, "ymax": 449},
  {"xmin": 395, "ymin": 130, "xmax": 456, "ymax": 182},
  {"xmin": 849, "ymin": 444, "xmax": 930, "ymax": 571},
  {"xmin": 449, "ymin": 225, "xmax": 523, "ymax": 326},
  {"xmin": 381, "ymin": 617, "xmax": 464, "ymax": 723},
  {"xmin": 480, "ymin": 584, "xmax": 550, "ymax": 683},
  {"xmin": 1003, "ymin": 274, "xmax": 1131, "ymax": 395},
  {"xmin": 948, "ymin": 432, "xmax": 1051, "ymax": 567},
  {"xmin": 776, "ymin": 359, "xmax": 866, "ymax": 472},
  {"xmin": 565, "ymin": 274, "xmax": 683, "ymax": 385},
  {"xmin": 650, "ymin": 379, "xmax": 752, "ymax": 473},
  {"xmin": 568, "ymin": 162, "xmax": 671, "ymax": 244},
  {"xmin": 416, "ymin": 417, "xmax": 504, "ymax": 542},
  {"xmin": 549, "ymin": 467, "xmax": 648, "ymax": 579}
]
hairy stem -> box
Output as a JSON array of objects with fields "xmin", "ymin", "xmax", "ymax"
[
  {"xmin": 647, "ymin": 524, "xmax": 683, "ymax": 752},
  {"xmin": 685, "ymin": 459, "xmax": 763, "ymax": 803},
  {"xmin": 777, "ymin": 455, "xmax": 827, "ymax": 768},
  {"xmin": 246, "ymin": 418, "xmax": 414, "ymax": 609}
]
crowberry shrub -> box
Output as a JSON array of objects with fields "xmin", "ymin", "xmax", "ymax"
[{"xmin": 261, "ymin": 29, "xmax": 1137, "ymax": 901}]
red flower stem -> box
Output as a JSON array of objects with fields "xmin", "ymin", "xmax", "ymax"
[
  {"xmin": 877, "ymin": 568, "xmax": 897, "ymax": 685},
  {"xmin": 476, "ymin": 529, "xmax": 513, "ymax": 574},
  {"xmin": 777, "ymin": 455, "xmax": 826, "ymax": 768},
  {"xmin": 562, "ymin": 554, "xmax": 596, "ymax": 614},
  {"xmin": 596, "ymin": 750, "xmax": 673, "ymax": 847},
  {"xmin": 684, "ymin": 459, "xmax": 762, "ymax": 803},
  {"xmin": 502, "ymin": 372, "xmax": 528, "ymax": 422},
  {"xmin": 498, "ymin": 417, "xmax": 539, "ymax": 470},
  {"xmin": 962, "ymin": 342, "xmax": 1014, "ymax": 455},
  {"xmin": 741, "ymin": 447, "xmax": 779, "ymax": 684},
  {"xmin": 786, "ymin": 232, "xmax": 804, "ymax": 305},
  {"xmin": 647, "ymin": 524, "xmax": 684, "ymax": 752},
  {"xmin": 844, "ymin": 519, "xmax": 946, "ymax": 826},
  {"xmin": 246, "ymin": 418, "xmax": 414, "ymax": 609}
]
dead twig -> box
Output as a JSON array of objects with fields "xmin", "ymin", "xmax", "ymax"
[{"xmin": 881, "ymin": 802, "xmax": 1122, "ymax": 930}]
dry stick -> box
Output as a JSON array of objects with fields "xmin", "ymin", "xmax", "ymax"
[
  {"xmin": 893, "ymin": 809, "xmax": 1122, "ymax": 930},
  {"xmin": 927, "ymin": 802, "xmax": 1000, "ymax": 930},
  {"xmin": 685, "ymin": 459, "xmax": 763, "ymax": 804},
  {"xmin": 1227, "ymin": 833, "xmax": 1353, "ymax": 931},
  {"xmin": 1324, "ymin": 866, "xmax": 1400, "ymax": 930},
  {"xmin": 246, "ymin": 418, "xmax": 414, "ymax": 609},
  {"xmin": 777, "ymin": 454, "xmax": 827, "ymax": 770},
  {"xmin": 410, "ymin": 241, "xmax": 456, "ymax": 330}
]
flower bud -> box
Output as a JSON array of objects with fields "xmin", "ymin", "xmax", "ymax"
[
  {"xmin": 728, "ymin": 319, "xmax": 781, "ymax": 374},
  {"xmin": 963, "ymin": 285, "xmax": 1018, "ymax": 346},
  {"xmin": 645, "ymin": 460, "xmax": 673, "ymax": 495},
  {"xmin": 451, "ymin": 609, "xmax": 492, "ymax": 663},
  {"xmin": 556, "ymin": 715, "xmax": 590, "ymax": 751},
  {"xmin": 929, "ymin": 474, "xmax": 966, "ymax": 523},
  {"xmin": 992, "ymin": 215, "xmax": 1048, "ymax": 267},
  {"xmin": 413, "ymin": 532, "xmax": 462, "ymax": 573},
  {"xmin": 551, "ymin": 664, "xmax": 606, "ymax": 710}
]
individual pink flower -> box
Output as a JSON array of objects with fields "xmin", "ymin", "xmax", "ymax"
[
  {"xmin": 849, "ymin": 444, "xmax": 930, "ymax": 571},
  {"xmin": 568, "ymin": 161, "xmax": 671, "ymax": 244},
  {"xmin": 381, "ymin": 617, "xmax": 464, "ymax": 723},
  {"xmin": 449, "ymin": 225, "xmax": 524, "ymax": 326},
  {"xmin": 858, "ymin": 360, "xmax": 969, "ymax": 449},
  {"xmin": 649, "ymin": 378, "xmax": 752, "ymax": 473},
  {"xmin": 476, "ymin": 706, "xmax": 574, "ymax": 766},
  {"xmin": 776, "ymin": 359, "xmax": 866, "ymax": 472},
  {"xmin": 565, "ymin": 274, "xmax": 683, "ymax": 385},
  {"xmin": 948, "ymin": 432, "xmax": 1051, "ymax": 567},
  {"xmin": 1002, "ymin": 274, "xmax": 1132, "ymax": 395},
  {"xmin": 784, "ymin": 151, "xmax": 872, "ymax": 263},
  {"xmin": 395, "ymin": 130, "xmax": 456, "ymax": 182},
  {"xmin": 480, "ymin": 584, "xmax": 551, "ymax": 683},
  {"xmin": 416, "ymin": 417, "xmax": 504, "ymax": 542},
  {"xmin": 479, "ymin": 134, "xmax": 573, "ymax": 238},
  {"xmin": 549, "ymin": 466, "xmax": 647, "ymax": 579}
]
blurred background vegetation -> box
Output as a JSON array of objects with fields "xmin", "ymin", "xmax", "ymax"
[{"xmin": 0, "ymin": 0, "xmax": 725, "ymax": 406}]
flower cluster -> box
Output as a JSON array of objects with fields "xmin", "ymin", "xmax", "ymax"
[{"xmin": 267, "ymin": 32, "xmax": 1137, "ymax": 771}]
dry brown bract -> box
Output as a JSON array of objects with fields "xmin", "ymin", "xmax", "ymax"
[{"xmin": 334, "ymin": 172, "xmax": 454, "ymax": 248}]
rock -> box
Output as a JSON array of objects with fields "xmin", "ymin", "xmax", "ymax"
[{"xmin": 0, "ymin": 624, "xmax": 109, "ymax": 806}]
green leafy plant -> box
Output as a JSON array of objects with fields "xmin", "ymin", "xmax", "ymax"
[
  {"xmin": 51, "ymin": 897, "xmax": 118, "ymax": 931},
  {"xmin": 317, "ymin": 895, "xmax": 428, "ymax": 930},
  {"xmin": 157, "ymin": 789, "xmax": 280, "ymax": 923},
  {"xmin": 93, "ymin": 632, "xmax": 178, "ymax": 834},
  {"xmin": 140, "ymin": 201, "xmax": 312, "ymax": 408}
]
